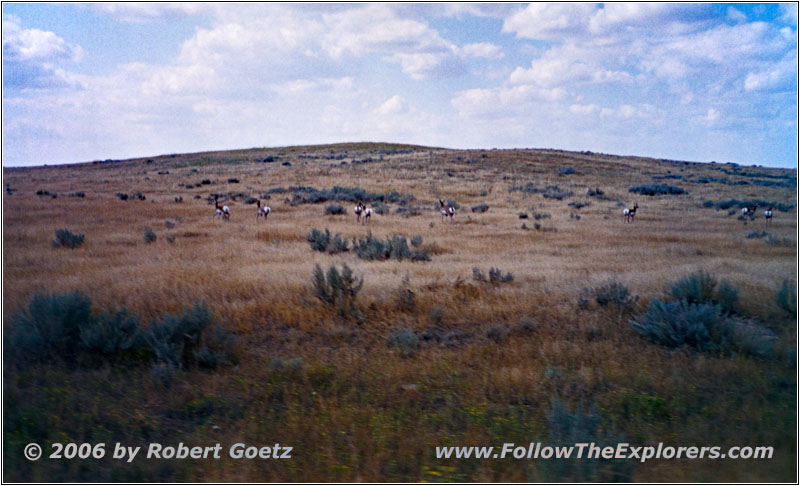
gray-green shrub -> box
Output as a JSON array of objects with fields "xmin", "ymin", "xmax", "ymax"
[
  {"xmin": 669, "ymin": 270, "xmax": 717, "ymax": 304},
  {"xmin": 307, "ymin": 228, "xmax": 349, "ymax": 254},
  {"xmin": 324, "ymin": 204, "xmax": 345, "ymax": 215},
  {"xmin": 143, "ymin": 227, "xmax": 157, "ymax": 243},
  {"xmin": 79, "ymin": 308, "xmax": 141, "ymax": 356},
  {"xmin": 53, "ymin": 229, "xmax": 85, "ymax": 249},
  {"xmin": 11, "ymin": 291, "xmax": 92, "ymax": 364},
  {"xmin": 668, "ymin": 270, "xmax": 738, "ymax": 314},
  {"xmin": 144, "ymin": 302, "xmax": 213, "ymax": 369},
  {"xmin": 631, "ymin": 299, "xmax": 733, "ymax": 353},
  {"xmin": 352, "ymin": 232, "xmax": 431, "ymax": 262},
  {"xmin": 775, "ymin": 280, "xmax": 797, "ymax": 318},
  {"xmin": 387, "ymin": 328, "xmax": 419, "ymax": 356},
  {"xmin": 311, "ymin": 263, "xmax": 364, "ymax": 320}
]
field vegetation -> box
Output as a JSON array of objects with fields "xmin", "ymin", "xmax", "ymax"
[{"xmin": 3, "ymin": 142, "xmax": 796, "ymax": 481}]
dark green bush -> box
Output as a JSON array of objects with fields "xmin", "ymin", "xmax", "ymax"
[
  {"xmin": 489, "ymin": 267, "xmax": 514, "ymax": 284},
  {"xmin": 668, "ymin": 270, "xmax": 738, "ymax": 314},
  {"xmin": 669, "ymin": 270, "xmax": 717, "ymax": 304},
  {"xmin": 352, "ymin": 232, "xmax": 431, "ymax": 262},
  {"xmin": 11, "ymin": 291, "xmax": 92, "ymax": 364},
  {"xmin": 631, "ymin": 299, "xmax": 731, "ymax": 352},
  {"xmin": 543, "ymin": 397, "xmax": 634, "ymax": 482},
  {"xmin": 53, "ymin": 229, "xmax": 85, "ymax": 249},
  {"xmin": 776, "ymin": 280, "xmax": 797, "ymax": 318},
  {"xmin": 324, "ymin": 204, "xmax": 345, "ymax": 215},
  {"xmin": 79, "ymin": 308, "xmax": 141, "ymax": 357},
  {"xmin": 387, "ymin": 328, "xmax": 419, "ymax": 356},
  {"xmin": 143, "ymin": 227, "xmax": 157, "ymax": 243},
  {"xmin": 471, "ymin": 203, "xmax": 489, "ymax": 213},
  {"xmin": 306, "ymin": 228, "xmax": 349, "ymax": 254},
  {"xmin": 144, "ymin": 302, "xmax": 214, "ymax": 370},
  {"xmin": 629, "ymin": 184, "xmax": 687, "ymax": 196},
  {"xmin": 580, "ymin": 279, "xmax": 639, "ymax": 312},
  {"xmin": 311, "ymin": 264, "xmax": 364, "ymax": 320}
]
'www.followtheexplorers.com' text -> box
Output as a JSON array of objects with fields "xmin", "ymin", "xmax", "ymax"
[{"xmin": 435, "ymin": 443, "xmax": 773, "ymax": 463}]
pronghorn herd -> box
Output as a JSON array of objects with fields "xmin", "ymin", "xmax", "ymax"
[
  {"xmin": 211, "ymin": 192, "xmax": 777, "ymax": 229},
  {"xmin": 353, "ymin": 202, "xmax": 373, "ymax": 224},
  {"xmin": 741, "ymin": 204, "xmax": 775, "ymax": 227}
]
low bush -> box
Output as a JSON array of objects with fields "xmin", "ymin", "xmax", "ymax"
[
  {"xmin": 558, "ymin": 167, "xmax": 575, "ymax": 176},
  {"xmin": 631, "ymin": 299, "xmax": 732, "ymax": 352},
  {"xmin": 306, "ymin": 228, "xmax": 349, "ymax": 254},
  {"xmin": 543, "ymin": 397, "xmax": 634, "ymax": 482},
  {"xmin": 79, "ymin": 308, "xmax": 141, "ymax": 358},
  {"xmin": 144, "ymin": 302, "xmax": 214, "ymax": 370},
  {"xmin": 372, "ymin": 202, "xmax": 390, "ymax": 215},
  {"xmin": 568, "ymin": 201, "xmax": 591, "ymax": 209},
  {"xmin": 53, "ymin": 229, "xmax": 85, "ymax": 249},
  {"xmin": 143, "ymin": 227, "xmax": 157, "ymax": 243},
  {"xmin": 629, "ymin": 184, "xmax": 687, "ymax": 196},
  {"xmin": 471, "ymin": 203, "xmax": 489, "ymax": 213},
  {"xmin": 489, "ymin": 267, "xmax": 514, "ymax": 284},
  {"xmin": 765, "ymin": 235, "xmax": 793, "ymax": 247},
  {"xmin": 324, "ymin": 204, "xmax": 346, "ymax": 215},
  {"xmin": 387, "ymin": 328, "xmax": 419, "ymax": 356},
  {"xmin": 11, "ymin": 291, "xmax": 92, "ymax": 364},
  {"xmin": 542, "ymin": 185, "xmax": 574, "ymax": 200},
  {"xmin": 631, "ymin": 299, "xmax": 774, "ymax": 357},
  {"xmin": 669, "ymin": 270, "xmax": 717, "ymax": 305},
  {"xmin": 311, "ymin": 263, "xmax": 364, "ymax": 320},
  {"xmin": 586, "ymin": 279, "xmax": 638, "ymax": 311},
  {"xmin": 9, "ymin": 290, "xmax": 238, "ymax": 372},
  {"xmin": 775, "ymin": 280, "xmax": 797, "ymax": 318},
  {"xmin": 586, "ymin": 187, "xmax": 606, "ymax": 199},
  {"xmin": 352, "ymin": 232, "xmax": 431, "ymax": 262}
]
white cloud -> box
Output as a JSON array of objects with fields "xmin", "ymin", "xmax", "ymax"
[
  {"xmin": 451, "ymin": 84, "xmax": 566, "ymax": 117},
  {"xmin": 779, "ymin": 4, "xmax": 798, "ymax": 25},
  {"xmin": 2, "ymin": 15, "xmax": 84, "ymax": 89},
  {"xmin": 570, "ymin": 103, "xmax": 599, "ymax": 115},
  {"xmin": 375, "ymin": 95, "xmax": 410, "ymax": 116},
  {"xmin": 727, "ymin": 7, "xmax": 747, "ymax": 24},
  {"xmin": 509, "ymin": 55, "xmax": 630, "ymax": 87},
  {"xmin": 502, "ymin": 3, "xmax": 595, "ymax": 40},
  {"xmin": 89, "ymin": 3, "xmax": 205, "ymax": 23},
  {"xmin": 744, "ymin": 50, "xmax": 798, "ymax": 92},
  {"xmin": 459, "ymin": 42, "xmax": 504, "ymax": 59}
]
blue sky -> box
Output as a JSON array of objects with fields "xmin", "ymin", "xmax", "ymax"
[{"xmin": 2, "ymin": 3, "xmax": 797, "ymax": 167}]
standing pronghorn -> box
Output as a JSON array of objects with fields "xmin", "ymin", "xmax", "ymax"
[
  {"xmin": 439, "ymin": 199, "xmax": 455, "ymax": 223},
  {"xmin": 764, "ymin": 207, "xmax": 773, "ymax": 227},
  {"xmin": 214, "ymin": 195, "xmax": 230, "ymax": 221},
  {"xmin": 354, "ymin": 202, "xmax": 364, "ymax": 223},
  {"xmin": 256, "ymin": 199, "xmax": 271, "ymax": 220},
  {"xmin": 742, "ymin": 205, "xmax": 757, "ymax": 221},
  {"xmin": 623, "ymin": 202, "xmax": 638, "ymax": 223},
  {"xmin": 362, "ymin": 205, "xmax": 373, "ymax": 224}
]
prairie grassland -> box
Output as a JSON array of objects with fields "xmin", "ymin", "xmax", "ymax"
[{"xmin": 3, "ymin": 143, "xmax": 797, "ymax": 482}]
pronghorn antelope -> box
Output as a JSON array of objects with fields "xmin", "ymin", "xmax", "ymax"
[
  {"xmin": 214, "ymin": 195, "xmax": 230, "ymax": 221},
  {"xmin": 256, "ymin": 199, "xmax": 271, "ymax": 220},
  {"xmin": 623, "ymin": 202, "xmax": 638, "ymax": 223},
  {"xmin": 439, "ymin": 199, "xmax": 455, "ymax": 223},
  {"xmin": 764, "ymin": 207, "xmax": 773, "ymax": 227},
  {"xmin": 742, "ymin": 205, "xmax": 757, "ymax": 220},
  {"xmin": 354, "ymin": 202, "xmax": 364, "ymax": 223},
  {"xmin": 362, "ymin": 206, "xmax": 373, "ymax": 224}
]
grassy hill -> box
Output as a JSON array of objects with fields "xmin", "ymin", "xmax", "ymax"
[{"xmin": 3, "ymin": 143, "xmax": 797, "ymax": 481}]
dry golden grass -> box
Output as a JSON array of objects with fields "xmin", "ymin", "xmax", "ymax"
[{"xmin": 3, "ymin": 143, "xmax": 796, "ymax": 482}]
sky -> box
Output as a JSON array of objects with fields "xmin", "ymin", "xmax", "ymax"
[{"xmin": 2, "ymin": 3, "xmax": 798, "ymax": 168}]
